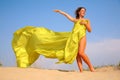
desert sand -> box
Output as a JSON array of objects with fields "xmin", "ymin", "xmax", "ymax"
[{"xmin": 0, "ymin": 66, "xmax": 120, "ymax": 80}]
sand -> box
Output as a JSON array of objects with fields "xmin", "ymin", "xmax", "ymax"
[{"xmin": 0, "ymin": 66, "xmax": 120, "ymax": 80}]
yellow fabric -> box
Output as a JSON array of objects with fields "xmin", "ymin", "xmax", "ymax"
[{"xmin": 12, "ymin": 20, "xmax": 87, "ymax": 67}]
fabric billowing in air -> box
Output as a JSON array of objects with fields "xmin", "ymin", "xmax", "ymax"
[{"xmin": 12, "ymin": 20, "xmax": 87, "ymax": 67}]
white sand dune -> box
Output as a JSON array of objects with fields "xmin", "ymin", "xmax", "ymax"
[{"xmin": 0, "ymin": 66, "xmax": 120, "ymax": 80}]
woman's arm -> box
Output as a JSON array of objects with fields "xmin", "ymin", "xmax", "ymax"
[
  {"xmin": 54, "ymin": 10, "xmax": 77, "ymax": 22},
  {"xmin": 80, "ymin": 19, "xmax": 92, "ymax": 32}
]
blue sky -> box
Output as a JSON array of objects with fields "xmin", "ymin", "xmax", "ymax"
[{"xmin": 0, "ymin": 0, "xmax": 120, "ymax": 70}]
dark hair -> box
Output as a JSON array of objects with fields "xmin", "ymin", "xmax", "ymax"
[{"xmin": 75, "ymin": 7, "xmax": 86, "ymax": 19}]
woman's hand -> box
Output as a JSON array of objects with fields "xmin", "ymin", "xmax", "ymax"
[
  {"xmin": 54, "ymin": 10, "xmax": 61, "ymax": 13},
  {"xmin": 80, "ymin": 19, "xmax": 92, "ymax": 32},
  {"xmin": 80, "ymin": 20, "xmax": 87, "ymax": 25}
]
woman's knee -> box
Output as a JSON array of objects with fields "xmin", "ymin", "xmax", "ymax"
[{"xmin": 78, "ymin": 51, "xmax": 85, "ymax": 56}]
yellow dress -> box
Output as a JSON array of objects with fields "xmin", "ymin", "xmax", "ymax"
[{"xmin": 12, "ymin": 20, "xmax": 87, "ymax": 67}]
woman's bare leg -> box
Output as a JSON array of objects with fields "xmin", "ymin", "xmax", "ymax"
[
  {"xmin": 78, "ymin": 36, "xmax": 95, "ymax": 72},
  {"xmin": 76, "ymin": 54, "xmax": 83, "ymax": 72}
]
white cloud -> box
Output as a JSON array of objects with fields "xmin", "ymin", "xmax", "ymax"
[{"xmin": 86, "ymin": 38, "xmax": 120, "ymax": 66}]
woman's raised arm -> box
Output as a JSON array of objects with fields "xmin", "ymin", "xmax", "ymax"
[{"xmin": 54, "ymin": 10, "xmax": 77, "ymax": 22}]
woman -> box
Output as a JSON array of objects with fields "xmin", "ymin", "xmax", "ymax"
[{"xmin": 12, "ymin": 7, "xmax": 95, "ymax": 72}]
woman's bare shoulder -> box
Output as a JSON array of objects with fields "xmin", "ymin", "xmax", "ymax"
[{"xmin": 74, "ymin": 19, "xmax": 80, "ymax": 22}]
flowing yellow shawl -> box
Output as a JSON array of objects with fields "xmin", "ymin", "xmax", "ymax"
[{"xmin": 12, "ymin": 20, "xmax": 87, "ymax": 67}]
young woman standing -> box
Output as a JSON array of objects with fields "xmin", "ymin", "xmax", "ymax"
[{"xmin": 12, "ymin": 7, "xmax": 95, "ymax": 72}]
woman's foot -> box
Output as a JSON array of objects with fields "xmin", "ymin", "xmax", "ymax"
[{"xmin": 90, "ymin": 67, "xmax": 95, "ymax": 72}]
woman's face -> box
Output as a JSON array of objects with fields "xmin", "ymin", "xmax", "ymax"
[{"xmin": 79, "ymin": 8, "xmax": 86, "ymax": 17}]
